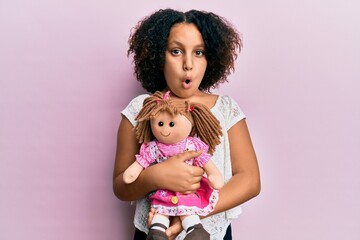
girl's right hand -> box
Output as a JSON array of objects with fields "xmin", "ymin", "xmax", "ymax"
[
  {"xmin": 166, "ymin": 216, "xmax": 182, "ymax": 240},
  {"xmin": 147, "ymin": 208, "xmax": 183, "ymax": 240},
  {"xmin": 151, "ymin": 150, "xmax": 204, "ymax": 194}
]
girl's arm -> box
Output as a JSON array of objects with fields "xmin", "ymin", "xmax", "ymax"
[
  {"xmin": 210, "ymin": 119, "xmax": 261, "ymax": 215},
  {"xmin": 113, "ymin": 117, "xmax": 205, "ymax": 201},
  {"xmin": 158, "ymin": 119, "xmax": 260, "ymax": 239}
]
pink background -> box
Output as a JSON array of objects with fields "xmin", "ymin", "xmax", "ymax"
[{"xmin": 1, "ymin": 0, "xmax": 359, "ymax": 239}]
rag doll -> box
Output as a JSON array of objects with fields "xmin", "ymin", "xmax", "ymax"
[{"xmin": 123, "ymin": 91, "xmax": 223, "ymax": 240}]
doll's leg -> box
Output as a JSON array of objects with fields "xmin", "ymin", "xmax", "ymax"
[
  {"xmin": 146, "ymin": 214, "xmax": 169, "ymax": 240},
  {"xmin": 181, "ymin": 215, "xmax": 210, "ymax": 240}
]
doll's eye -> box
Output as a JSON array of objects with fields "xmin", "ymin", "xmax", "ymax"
[
  {"xmin": 158, "ymin": 121, "xmax": 164, "ymax": 127},
  {"xmin": 169, "ymin": 122, "xmax": 175, "ymax": 127}
]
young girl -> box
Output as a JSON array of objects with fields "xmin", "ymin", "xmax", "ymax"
[{"xmin": 113, "ymin": 8, "xmax": 261, "ymax": 240}]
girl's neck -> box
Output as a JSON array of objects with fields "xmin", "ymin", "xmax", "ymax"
[{"xmin": 162, "ymin": 89, "xmax": 218, "ymax": 109}]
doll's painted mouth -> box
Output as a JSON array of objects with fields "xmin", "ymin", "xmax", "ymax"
[{"xmin": 160, "ymin": 132, "xmax": 170, "ymax": 137}]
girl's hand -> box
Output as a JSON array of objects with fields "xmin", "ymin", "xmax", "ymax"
[
  {"xmin": 151, "ymin": 150, "xmax": 204, "ymax": 194},
  {"xmin": 147, "ymin": 208, "xmax": 182, "ymax": 240},
  {"xmin": 166, "ymin": 217, "xmax": 182, "ymax": 240},
  {"xmin": 147, "ymin": 208, "xmax": 155, "ymax": 226}
]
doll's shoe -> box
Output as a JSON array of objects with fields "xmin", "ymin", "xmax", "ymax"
[
  {"xmin": 184, "ymin": 224, "xmax": 210, "ymax": 240},
  {"xmin": 146, "ymin": 223, "xmax": 168, "ymax": 240}
]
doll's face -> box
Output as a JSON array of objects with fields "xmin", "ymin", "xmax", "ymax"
[{"xmin": 150, "ymin": 111, "xmax": 192, "ymax": 144}]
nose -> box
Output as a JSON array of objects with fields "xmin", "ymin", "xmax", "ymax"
[
  {"xmin": 184, "ymin": 65, "xmax": 192, "ymax": 71},
  {"xmin": 183, "ymin": 54, "xmax": 193, "ymax": 71}
]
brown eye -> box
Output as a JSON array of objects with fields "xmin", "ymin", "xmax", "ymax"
[
  {"xmin": 158, "ymin": 121, "xmax": 164, "ymax": 127},
  {"xmin": 170, "ymin": 49, "xmax": 182, "ymax": 55},
  {"xmin": 169, "ymin": 122, "xmax": 175, "ymax": 127},
  {"xmin": 195, "ymin": 50, "xmax": 205, "ymax": 56}
]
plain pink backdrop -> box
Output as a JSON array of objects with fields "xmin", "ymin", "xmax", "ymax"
[{"xmin": 1, "ymin": 0, "xmax": 359, "ymax": 239}]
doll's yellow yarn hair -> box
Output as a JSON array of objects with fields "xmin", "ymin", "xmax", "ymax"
[{"xmin": 135, "ymin": 91, "xmax": 222, "ymax": 155}]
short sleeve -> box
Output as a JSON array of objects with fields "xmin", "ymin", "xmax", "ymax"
[
  {"xmin": 135, "ymin": 142, "xmax": 154, "ymax": 168},
  {"xmin": 189, "ymin": 137, "xmax": 210, "ymax": 167},
  {"xmin": 218, "ymin": 96, "xmax": 246, "ymax": 131},
  {"xmin": 121, "ymin": 94, "xmax": 150, "ymax": 126}
]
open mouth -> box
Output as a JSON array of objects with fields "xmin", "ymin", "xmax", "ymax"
[{"xmin": 182, "ymin": 78, "xmax": 192, "ymax": 89}]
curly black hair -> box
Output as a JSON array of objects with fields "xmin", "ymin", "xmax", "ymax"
[{"xmin": 128, "ymin": 9, "xmax": 242, "ymax": 93}]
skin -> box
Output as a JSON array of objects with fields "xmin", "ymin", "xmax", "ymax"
[
  {"xmin": 113, "ymin": 23, "xmax": 261, "ymax": 239},
  {"xmin": 163, "ymin": 23, "xmax": 208, "ymax": 101}
]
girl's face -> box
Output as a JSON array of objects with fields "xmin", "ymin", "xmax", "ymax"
[
  {"xmin": 150, "ymin": 111, "xmax": 192, "ymax": 144},
  {"xmin": 164, "ymin": 23, "xmax": 207, "ymax": 99}
]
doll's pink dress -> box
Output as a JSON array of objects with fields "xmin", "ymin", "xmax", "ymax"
[{"xmin": 135, "ymin": 137, "xmax": 219, "ymax": 216}]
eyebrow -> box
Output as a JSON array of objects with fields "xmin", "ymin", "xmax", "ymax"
[{"xmin": 167, "ymin": 41, "xmax": 205, "ymax": 48}]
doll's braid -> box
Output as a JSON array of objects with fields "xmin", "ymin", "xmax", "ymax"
[
  {"xmin": 187, "ymin": 102, "xmax": 222, "ymax": 155},
  {"xmin": 134, "ymin": 91, "xmax": 163, "ymax": 143}
]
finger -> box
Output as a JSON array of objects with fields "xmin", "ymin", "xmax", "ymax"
[
  {"xmin": 178, "ymin": 150, "xmax": 202, "ymax": 162},
  {"xmin": 192, "ymin": 167, "xmax": 205, "ymax": 177},
  {"xmin": 182, "ymin": 181, "xmax": 201, "ymax": 194},
  {"xmin": 147, "ymin": 208, "xmax": 155, "ymax": 226},
  {"xmin": 166, "ymin": 219, "xmax": 183, "ymax": 239},
  {"xmin": 188, "ymin": 175, "xmax": 203, "ymax": 184}
]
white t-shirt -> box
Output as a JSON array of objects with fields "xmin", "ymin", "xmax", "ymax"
[{"xmin": 121, "ymin": 94, "xmax": 246, "ymax": 239}]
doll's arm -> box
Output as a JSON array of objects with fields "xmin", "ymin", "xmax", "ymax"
[
  {"xmin": 203, "ymin": 160, "xmax": 224, "ymax": 190},
  {"xmin": 123, "ymin": 161, "xmax": 144, "ymax": 184},
  {"xmin": 123, "ymin": 143, "xmax": 154, "ymax": 184}
]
